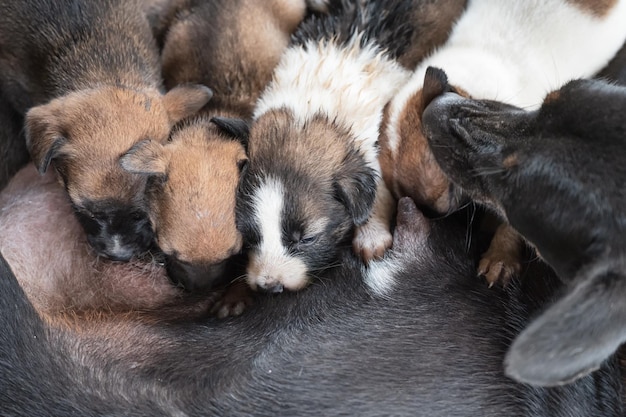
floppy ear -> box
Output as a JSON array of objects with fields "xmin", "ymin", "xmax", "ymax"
[
  {"xmin": 333, "ymin": 149, "xmax": 377, "ymax": 225},
  {"xmin": 210, "ymin": 116, "xmax": 249, "ymax": 148},
  {"xmin": 505, "ymin": 266, "xmax": 626, "ymax": 386},
  {"xmin": 24, "ymin": 102, "xmax": 67, "ymax": 174},
  {"xmin": 120, "ymin": 139, "xmax": 169, "ymax": 177},
  {"xmin": 163, "ymin": 84, "xmax": 213, "ymax": 124}
]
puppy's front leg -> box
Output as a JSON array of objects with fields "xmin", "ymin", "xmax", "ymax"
[
  {"xmin": 353, "ymin": 178, "xmax": 395, "ymax": 262},
  {"xmin": 478, "ymin": 223, "xmax": 523, "ymax": 286}
]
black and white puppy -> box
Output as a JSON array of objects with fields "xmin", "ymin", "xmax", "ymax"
[
  {"xmin": 236, "ymin": 0, "xmax": 443, "ymax": 293},
  {"xmin": 422, "ymin": 74, "xmax": 626, "ymax": 386}
]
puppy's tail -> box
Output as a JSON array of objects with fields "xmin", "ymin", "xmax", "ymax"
[{"xmin": 504, "ymin": 263, "xmax": 626, "ymax": 386}]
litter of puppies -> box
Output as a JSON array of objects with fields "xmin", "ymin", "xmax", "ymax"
[{"xmin": 1, "ymin": 0, "xmax": 626, "ymax": 415}]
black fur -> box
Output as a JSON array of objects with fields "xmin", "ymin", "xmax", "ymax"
[
  {"xmin": 236, "ymin": 112, "xmax": 374, "ymax": 285},
  {"xmin": 0, "ymin": 197, "xmax": 623, "ymax": 415},
  {"xmin": 0, "ymin": 91, "xmax": 28, "ymax": 191},
  {"xmin": 72, "ymin": 199, "xmax": 154, "ymax": 262},
  {"xmin": 422, "ymin": 73, "xmax": 626, "ymax": 386}
]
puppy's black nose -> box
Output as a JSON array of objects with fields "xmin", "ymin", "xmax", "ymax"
[{"xmin": 259, "ymin": 283, "xmax": 284, "ymax": 294}]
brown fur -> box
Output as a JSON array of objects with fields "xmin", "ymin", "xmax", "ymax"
[
  {"xmin": 124, "ymin": 0, "xmax": 315, "ymax": 294},
  {"xmin": 566, "ymin": 0, "xmax": 618, "ymax": 17},
  {"xmin": 161, "ymin": 0, "xmax": 308, "ymax": 98},
  {"xmin": 0, "ymin": 166, "xmax": 182, "ymax": 316},
  {"xmin": 121, "ymin": 121, "xmax": 247, "ymax": 265},
  {"xmin": 380, "ymin": 68, "xmax": 524, "ymax": 286},
  {"xmin": 380, "ymin": 73, "xmax": 469, "ymax": 213},
  {"xmin": 0, "ymin": 0, "xmax": 213, "ymax": 259},
  {"xmin": 397, "ymin": 0, "xmax": 468, "ymax": 69}
]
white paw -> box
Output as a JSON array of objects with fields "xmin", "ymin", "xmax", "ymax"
[{"xmin": 353, "ymin": 218, "xmax": 393, "ymax": 263}]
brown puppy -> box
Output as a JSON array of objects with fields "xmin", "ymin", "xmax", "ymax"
[
  {"xmin": 122, "ymin": 0, "xmax": 324, "ymax": 314},
  {"xmin": 0, "ymin": 165, "xmax": 204, "ymax": 318},
  {"xmin": 0, "ymin": 0, "xmax": 212, "ymax": 261},
  {"xmin": 380, "ymin": 0, "xmax": 626, "ymax": 285}
]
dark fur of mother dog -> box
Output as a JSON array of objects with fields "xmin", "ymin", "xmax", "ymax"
[{"xmin": 0, "ymin": 195, "xmax": 623, "ymax": 416}]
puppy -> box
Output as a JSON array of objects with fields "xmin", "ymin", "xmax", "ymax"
[
  {"xmin": 236, "ymin": 0, "xmax": 470, "ymax": 293},
  {"xmin": 121, "ymin": 0, "xmax": 323, "ymax": 302},
  {"xmin": 1, "ymin": 196, "xmax": 624, "ymax": 415},
  {"xmin": 380, "ymin": 0, "xmax": 626, "ymax": 286},
  {"xmin": 0, "ymin": 0, "xmax": 212, "ymax": 261},
  {"xmin": 422, "ymin": 77, "xmax": 626, "ymax": 386},
  {"xmin": 0, "ymin": 165, "xmax": 217, "ymax": 318}
]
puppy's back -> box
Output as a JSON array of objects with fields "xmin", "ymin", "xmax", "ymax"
[{"xmin": 0, "ymin": 0, "xmax": 161, "ymax": 112}]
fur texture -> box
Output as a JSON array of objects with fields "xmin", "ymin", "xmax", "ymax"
[
  {"xmin": 121, "ymin": 0, "xmax": 319, "ymax": 295},
  {"xmin": 239, "ymin": 0, "xmax": 431, "ymax": 293},
  {"xmin": 422, "ymin": 77, "xmax": 626, "ymax": 386},
  {"xmin": 379, "ymin": 0, "xmax": 626, "ymax": 285},
  {"xmin": 0, "ymin": 197, "xmax": 623, "ymax": 416},
  {"xmin": 0, "ymin": 0, "xmax": 212, "ymax": 260}
]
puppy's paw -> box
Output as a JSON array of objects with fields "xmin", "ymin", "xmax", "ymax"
[
  {"xmin": 478, "ymin": 223, "xmax": 523, "ymax": 287},
  {"xmin": 353, "ymin": 219, "xmax": 393, "ymax": 263},
  {"xmin": 210, "ymin": 281, "xmax": 254, "ymax": 319}
]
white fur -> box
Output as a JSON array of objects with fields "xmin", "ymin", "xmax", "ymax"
[
  {"xmin": 251, "ymin": 35, "xmax": 412, "ymax": 290},
  {"xmin": 385, "ymin": 0, "xmax": 626, "ymax": 171},
  {"xmin": 255, "ymin": 35, "xmax": 411, "ymax": 168},
  {"xmin": 362, "ymin": 255, "xmax": 403, "ymax": 298},
  {"xmin": 247, "ymin": 176, "xmax": 308, "ymax": 291}
]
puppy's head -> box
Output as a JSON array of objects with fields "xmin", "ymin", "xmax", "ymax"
[
  {"xmin": 379, "ymin": 67, "xmax": 467, "ymax": 215},
  {"xmin": 120, "ymin": 116, "xmax": 248, "ymax": 290},
  {"xmin": 423, "ymin": 76, "xmax": 626, "ymax": 386},
  {"xmin": 237, "ymin": 109, "xmax": 377, "ymax": 293},
  {"xmin": 25, "ymin": 84, "xmax": 212, "ymax": 261},
  {"xmin": 423, "ymin": 76, "xmax": 626, "ymax": 276}
]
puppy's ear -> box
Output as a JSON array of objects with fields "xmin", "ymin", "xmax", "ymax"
[
  {"xmin": 505, "ymin": 267, "xmax": 626, "ymax": 386},
  {"xmin": 120, "ymin": 139, "xmax": 169, "ymax": 177},
  {"xmin": 24, "ymin": 102, "xmax": 67, "ymax": 174},
  {"xmin": 422, "ymin": 67, "xmax": 454, "ymax": 110},
  {"xmin": 333, "ymin": 149, "xmax": 377, "ymax": 225},
  {"xmin": 163, "ymin": 84, "xmax": 213, "ymax": 124},
  {"xmin": 210, "ymin": 116, "xmax": 249, "ymax": 147}
]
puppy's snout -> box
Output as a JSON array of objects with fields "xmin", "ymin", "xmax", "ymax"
[
  {"xmin": 257, "ymin": 282, "xmax": 284, "ymax": 294},
  {"xmin": 77, "ymin": 206, "xmax": 154, "ymax": 260},
  {"xmin": 166, "ymin": 257, "xmax": 227, "ymax": 291}
]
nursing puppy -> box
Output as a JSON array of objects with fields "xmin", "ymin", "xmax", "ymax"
[
  {"xmin": 237, "ymin": 0, "xmax": 469, "ymax": 293},
  {"xmin": 121, "ymin": 0, "xmax": 324, "ymax": 300},
  {"xmin": 0, "ymin": 165, "xmax": 217, "ymax": 318},
  {"xmin": 1, "ymin": 197, "xmax": 624, "ymax": 416},
  {"xmin": 422, "ymin": 77, "xmax": 626, "ymax": 386},
  {"xmin": 0, "ymin": 0, "xmax": 212, "ymax": 261},
  {"xmin": 380, "ymin": 0, "xmax": 626, "ymax": 286}
]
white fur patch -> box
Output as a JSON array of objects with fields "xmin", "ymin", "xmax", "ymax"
[
  {"xmin": 255, "ymin": 35, "xmax": 411, "ymax": 169},
  {"xmin": 362, "ymin": 255, "xmax": 403, "ymax": 298},
  {"xmin": 395, "ymin": 0, "xmax": 626, "ymax": 110},
  {"xmin": 247, "ymin": 176, "xmax": 309, "ymax": 291}
]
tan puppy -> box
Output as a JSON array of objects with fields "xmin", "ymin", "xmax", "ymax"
[
  {"xmin": 122, "ymin": 0, "xmax": 325, "ymax": 314},
  {"xmin": 0, "ymin": 0, "xmax": 212, "ymax": 261},
  {"xmin": 380, "ymin": 0, "xmax": 626, "ymax": 286},
  {"xmin": 0, "ymin": 165, "xmax": 185, "ymax": 316}
]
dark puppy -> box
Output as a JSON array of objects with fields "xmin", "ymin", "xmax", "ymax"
[
  {"xmin": 1, "ymin": 198, "xmax": 623, "ymax": 416},
  {"xmin": 0, "ymin": 0, "xmax": 211, "ymax": 261},
  {"xmin": 422, "ymin": 74, "xmax": 626, "ymax": 386}
]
